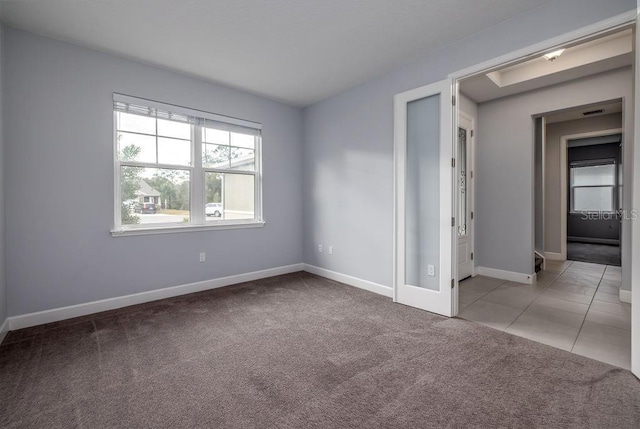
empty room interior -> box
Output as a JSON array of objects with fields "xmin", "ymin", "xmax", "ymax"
[{"xmin": 1, "ymin": 1, "xmax": 640, "ymax": 428}]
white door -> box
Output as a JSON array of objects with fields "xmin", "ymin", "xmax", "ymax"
[
  {"xmin": 457, "ymin": 113, "xmax": 474, "ymax": 280},
  {"xmin": 394, "ymin": 79, "xmax": 454, "ymax": 316}
]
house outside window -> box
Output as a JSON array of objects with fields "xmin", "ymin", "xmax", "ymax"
[{"xmin": 113, "ymin": 94, "xmax": 263, "ymax": 235}]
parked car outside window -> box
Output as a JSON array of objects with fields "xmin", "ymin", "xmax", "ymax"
[
  {"xmin": 205, "ymin": 203, "xmax": 223, "ymax": 217},
  {"xmin": 134, "ymin": 202, "xmax": 157, "ymax": 214}
]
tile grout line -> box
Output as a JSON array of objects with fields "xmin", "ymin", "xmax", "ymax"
[
  {"xmin": 501, "ymin": 265, "xmax": 568, "ymax": 332},
  {"xmin": 463, "ymin": 262, "xmax": 570, "ymax": 331},
  {"xmin": 459, "ymin": 279, "xmax": 508, "ymax": 311},
  {"xmin": 569, "ymin": 265, "xmax": 607, "ymax": 352},
  {"xmin": 464, "ymin": 261, "xmax": 628, "ymax": 365}
]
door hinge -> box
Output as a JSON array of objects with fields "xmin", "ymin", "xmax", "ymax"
[
  {"xmin": 452, "ymin": 158, "xmax": 456, "ymax": 168},
  {"xmin": 471, "ymin": 252, "xmax": 474, "ymax": 260},
  {"xmin": 470, "ymin": 211, "xmax": 474, "ymax": 220},
  {"xmin": 470, "ymin": 171, "xmax": 473, "ymax": 179},
  {"xmin": 451, "ymin": 217, "xmax": 455, "ymax": 227},
  {"xmin": 470, "ymin": 129, "xmax": 474, "ymax": 138},
  {"xmin": 452, "ymin": 95, "xmax": 456, "ymax": 106},
  {"xmin": 451, "ymin": 279, "xmax": 455, "ymax": 289}
]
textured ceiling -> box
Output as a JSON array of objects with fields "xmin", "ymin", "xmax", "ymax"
[{"xmin": 0, "ymin": 0, "xmax": 553, "ymax": 106}]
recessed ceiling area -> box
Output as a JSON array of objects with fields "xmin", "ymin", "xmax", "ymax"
[
  {"xmin": 0, "ymin": 0, "xmax": 554, "ymax": 106},
  {"xmin": 461, "ymin": 28, "xmax": 634, "ymax": 104}
]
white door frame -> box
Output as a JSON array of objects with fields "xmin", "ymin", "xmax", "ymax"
[
  {"xmin": 457, "ymin": 111, "xmax": 476, "ymax": 280},
  {"xmin": 559, "ymin": 128, "xmax": 624, "ymax": 260}
]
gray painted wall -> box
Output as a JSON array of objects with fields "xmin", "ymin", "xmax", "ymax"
[
  {"xmin": 477, "ymin": 68, "xmax": 632, "ymax": 275},
  {"xmin": 545, "ymin": 113, "xmax": 623, "ymax": 253},
  {"xmin": 302, "ymin": 0, "xmax": 636, "ymax": 287},
  {"xmin": 4, "ymin": 27, "xmax": 303, "ymax": 316},
  {"xmin": 460, "ymin": 93, "xmax": 478, "ymax": 123},
  {"xmin": 0, "ymin": 24, "xmax": 6, "ymax": 325}
]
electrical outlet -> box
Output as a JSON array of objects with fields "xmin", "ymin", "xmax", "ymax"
[
  {"xmin": 199, "ymin": 252, "xmax": 206, "ymax": 262},
  {"xmin": 328, "ymin": 246, "xmax": 333, "ymax": 255},
  {"xmin": 427, "ymin": 265, "xmax": 435, "ymax": 276},
  {"xmin": 318, "ymin": 244, "xmax": 323, "ymax": 253}
]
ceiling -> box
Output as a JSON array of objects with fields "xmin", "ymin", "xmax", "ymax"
[
  {"xmin": 0, "ymin": 0, "xmax": 554, "ymax": 106},
  {"xmin": 545, "ymin": 100, "xmax": 622, "ymax": 124},
  {"xmin": 461, "ymin": 29, "xmax": 634, "ymax": 104}
]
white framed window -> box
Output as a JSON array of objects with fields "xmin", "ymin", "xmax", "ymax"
[
  {"xmin": 112, "ymin": 94, "xmax": 263, "ymax": 236},
  {"xmin": 569, "ymin": 160, "xmax": 616, "ymax": 213}
]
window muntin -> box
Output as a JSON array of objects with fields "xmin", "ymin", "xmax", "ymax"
[
  {"xmin": 114, "ymin": 96, "xmax": 262, "ymax": 232},
  {"xmin": 570, "ymin": 161, "xmax": 616, "ymax": 213}
]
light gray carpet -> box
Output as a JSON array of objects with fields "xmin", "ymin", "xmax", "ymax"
[{"xmin": 1, "ymin": 272, "xmax": 639, "ymax": 428}]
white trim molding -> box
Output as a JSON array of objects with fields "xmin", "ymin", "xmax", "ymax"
[
  {"xmin": 0, "ymin": 319, "xmax": 8, "ymax": 344},
  {"xmin": 544, "ymin": 252, "xmax": 564, "ymax": 261},
  {"xmin": 7, "ymin": 263, "xmax": 304, "ymax": 331},
  {"xmin": 620, "ymin": 288, "xmax": 631, "ymax": 304},
  {"xmin": 303, "ymin": 264, "xmax": 393, "ymax": 298},
  {"xmin": 476, "ymin": 266, "xmax": 535, "ymax": 284}
]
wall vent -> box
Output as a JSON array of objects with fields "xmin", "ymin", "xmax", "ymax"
[{"xmin": 582, "ymin": 109, "xmax": 604, "ymax": 117}]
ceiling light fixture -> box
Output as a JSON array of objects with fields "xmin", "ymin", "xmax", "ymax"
[{"xmin": 543, "ymin": 49, "xmax": 565, "ymax": 62}]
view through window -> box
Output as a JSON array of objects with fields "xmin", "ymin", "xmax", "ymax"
[
  {"xmin": 570, "ymin": 161, "xmax": 616, "ymax": 212},
  {"xmin": 114, "ymin": 95, "xmax": 262, "ymax": 231}
]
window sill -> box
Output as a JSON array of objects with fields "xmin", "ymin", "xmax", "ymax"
[{"xmin": 111, "ymin": 220, "xmax": 265, "ymax": 237}]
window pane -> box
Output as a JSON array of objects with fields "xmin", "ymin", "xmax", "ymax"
[
  {"xmin": 571, "ymin": 164, "xmax": 615, "ymax": 186},
  {"xmin": 205, "ymin": 172, "xmax": 223, "ymax": 219},
  {"xmin": 230, "ymin": 147, "xmax": 255, "ymax": 171},
  {"xmin": 203, "ymin": 143, "xmax": 230, "ymax": 168},
  {"xmin": 203, "ymin": 127, "xmax": 229, "ymax": 145},
  {"xmin": 405, "ymin": 94, "xmax": 440, "ymax": 291},
  {"xmin": 157, "ymin": 118, "xmax": 190, "ymax": 140},
  {"xmin": 158, "ymin": 137, "xmax": 191, "ymax": 166},
  {"xmin": 205, "ymin": 172, "xmax": 254, "ymax": 221},
  {"xmin": 230, "ymin": 132, "xmax": 255, "ymax": 149},
  {"xmin": 120, "ymin": 166, "xmax": 190, "ymax": 225},
  {"xmin": 457, "ymin": 127, "xmax": 467, "ymax": 236},
  {"xmin": 117, "ymin": 132, "xmax": 156, "ymax": 164},
  {"xmin": 117, "ymin": 111, "xmax": 156, "ymax": 135},
  {"xmin": 574, "ymin": 187, "xmax": 613, "ymax": 211}
]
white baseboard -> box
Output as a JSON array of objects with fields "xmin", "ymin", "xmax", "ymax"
[
  {"xmin": 7, "ymin": 263, "xmax": 304, "ymax": 331},
  {"xmin": 303, "ymin": 264, "xmax": 393, "ymax": 298},
  {"xmin": 544, "ymin": 252, "xmax": 564, "ymax": 261},
  {"xmin": 476, "ymin": 266, "xmax": 534, "ymax": 284},
  {"xmin": 620, "ymin": 288, "xmax": 631, "ymax": 304},
  {"xmin": 0, "ymin": 318, "xmax": 8, "ymax": 344}
]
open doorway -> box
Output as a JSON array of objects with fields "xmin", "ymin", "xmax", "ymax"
[
  {"xmin": 454, "ymin": 26, "xmax": 634, "ymax": 369},
  {"xmin": 542, "ymin": 101, "xmax": 623, "ymax": 266}
]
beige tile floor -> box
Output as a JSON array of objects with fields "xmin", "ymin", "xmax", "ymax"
[{"xmin": 458, "ymin": 260, "xmax": 631, "ymax": 369}]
